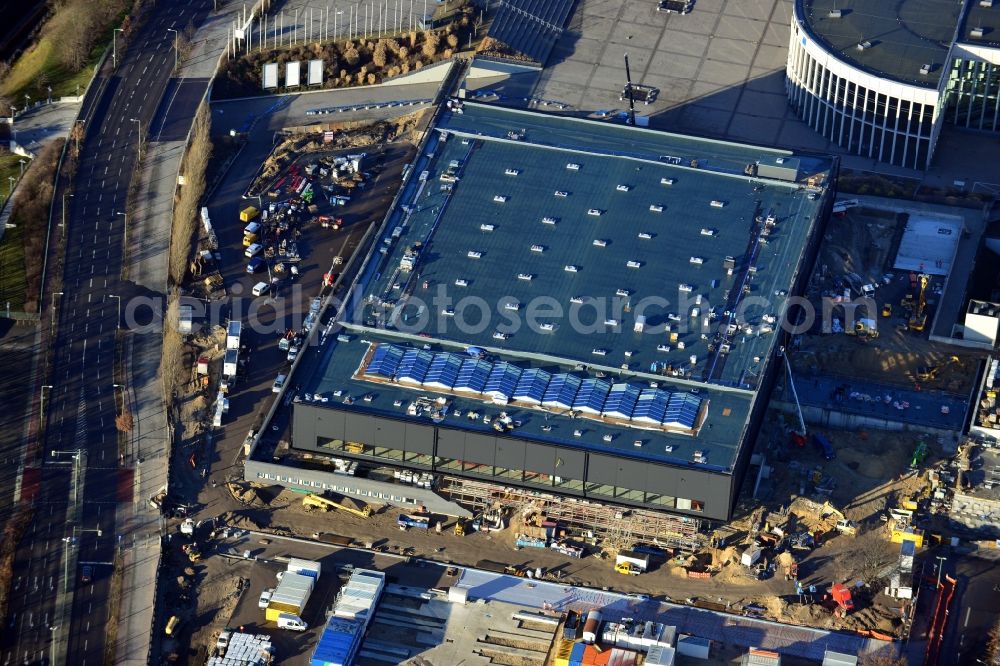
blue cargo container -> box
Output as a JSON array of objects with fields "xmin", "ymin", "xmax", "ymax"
[
  {"xmin": 570, "ymin": 642, "xmax": 586, "ymax": 665},
  {"xmin": 311, "ymin": 617, "xmax": 364, "ymax": 666}
]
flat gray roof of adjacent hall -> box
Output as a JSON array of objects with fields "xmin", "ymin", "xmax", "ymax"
[{"xmin": 797, "ymin": 0, "xmax": 962, "ymax": 87}]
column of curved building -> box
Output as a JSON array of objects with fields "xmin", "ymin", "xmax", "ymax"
[{"xmin": 785, "ymin": 1, "xmax": 945, "ymax": 170}]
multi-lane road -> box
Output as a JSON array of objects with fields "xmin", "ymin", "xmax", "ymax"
[{"xmin": 1, "ymin": 2, "xmax": 211, "ymax": 664}]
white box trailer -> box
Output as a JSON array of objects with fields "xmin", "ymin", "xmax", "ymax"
[
  {"xmin": 287, "ymin": 557, "xmax": 321, "ymax": 580},
  {"xmin": 615, "ymin": 550, "xmax": 651, "ymax": 572},
  {"xmin": 223, "ymin": 349, "xmax": 239, "ymax": 378},
  {"xmin": 227, "ymin": 321, "xmax": 242, "ymax": 350}
]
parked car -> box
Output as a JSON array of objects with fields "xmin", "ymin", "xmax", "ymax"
[
  {"xmin": 244, "ymin": 243, "xmax": 263, "ymax": 258},
  {"xmin": 80, "ymin": 565, "xmax": 93, "ymax": 584},
  {"xmin": 258, "ymin": 589, "xmax": 273, "ymax": 608},
  {"xmin": 246, "ymin": 257, "xmax": 265, "ymax": 273}
]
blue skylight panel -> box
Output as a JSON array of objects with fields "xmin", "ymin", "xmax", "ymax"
[
  {"xmin": 572, "ymin": 378, "xmax": 610, "ymax": 414},
  {"xmin": 513, "ymin": 368, "xmax": 551, "ymax": 404},
  {"xmin": 365, "ymin": 344, "xmax": 404, "ymax": 377},
  {"xmin": 484, "ymin": 362, "xmax": 522, "ymax": 400},
  {"xmin": 602, "ymin": 383, "xmax": 641, "ymax": 420},
  {"xmin": 542, "ymin": 373, "xmax": 581, "ymax": 409},
  {"xmin": 396, "ymin": 348, "xmax": 434, "ymax": 385},
  {"xmin": 632, "ymin": 388, "xmax": 670, "ymax": 425},
  {"xmin": 455, "ymin": 358, "xmax": 491, "ymax": 394},
  {"xmin": 423, "ymin": 353, "xmax": 463, "ymax": 390}
]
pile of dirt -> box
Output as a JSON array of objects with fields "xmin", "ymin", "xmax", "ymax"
[
  {"xmin": 226, "ymin": 483, "xmax": 269, "ymax": 508},
  {"xmin": 218, "ymin": 510, "xmax": 265, "ymax": 531}
]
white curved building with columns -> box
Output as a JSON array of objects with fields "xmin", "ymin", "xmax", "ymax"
[{"xmin": 787, "ymin": 0, "xmax": 1000, "ymax": 170}]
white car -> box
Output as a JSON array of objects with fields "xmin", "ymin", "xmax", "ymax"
[
  {"xmin": 258, "ymin": 589, "xmax": 273, "ymax": 608},
  {"xmin": 244, "ymin": 243, "xmax": 263, "ymax": 258}
]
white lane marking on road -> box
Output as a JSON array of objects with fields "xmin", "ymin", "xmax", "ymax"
[{"xmin": 964, "ymin": 606, "xmax": 971, "ymax": 627}]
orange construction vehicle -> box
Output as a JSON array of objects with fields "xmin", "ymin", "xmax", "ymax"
[{"xmin": 830, "ymin": 582, "xmax": 855, "ymax": 618}]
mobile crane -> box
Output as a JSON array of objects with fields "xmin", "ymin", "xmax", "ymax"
[{"xmin": 908, "ymin": 273, "xmax": 930, "ymax": 332}]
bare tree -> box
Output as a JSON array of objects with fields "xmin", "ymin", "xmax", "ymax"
[
  {"xmin": 421, "ymin": 31, "xmax": 439, "ymax": 58},
  {"xmin": 850, "ymin": 532, "xmax": 897, "ymax": 589}
]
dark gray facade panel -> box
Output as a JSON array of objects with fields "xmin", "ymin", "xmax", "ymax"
[
  {"xmin": 316, "ymin": 409, "xmax": 346, "ymax": 440},
  {"xmin": 437, "ymin": 428, "xmax": 465, "ymax": 459},
  {"xmin": 615, "ymin": 457, "xmax": 651, "ymax": 492},
  {"xmin": 374, "ymin": 418, "xmax": 406, "ymax": 447},
  {"xmin": 495, "ymin": 438, "xmax": 526, "ymax": 469},
  {"xmin": 586, "ymin": 453, "xmax": 619, "ymax": 485},
  {"xmin": 345, "ymin": 411, "xmax": 377, "ymax": 444},
  {"xmin": 525, "ymin": 441, "xmax": 557, "ymax": 476},
  {"xmin": 554, "ymin": 447, "xmax": 585, "ymax": 480},
  {"xmin": 404, "ymin": 422, "xmax": 435, "ymax": 454},
  {"xmin": 464, "ymin": 432, "xmax": 497, "ymax": 465},
  {"xmin": 294, "ymin": 404, "xmax": 321, "ymax": 447}
]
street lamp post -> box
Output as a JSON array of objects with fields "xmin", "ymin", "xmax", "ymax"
[
  {"xmin": 61, "ymin": 193, "xmax": 73, "ymax": 240},
  {"xmin": 167, "ymin": 28, "xmax": 179, "ymax": 71},
  {"xmin": 116, "ymin": 210, "xmax": 128, "ymax": 264},
  {"xmin": 8, "ymin": 176, "xmax": 14, "ymax": 194},
  {"xmin": 51, "ymin": 291, "xmax": 64, "ymax": 335},
  {"xmin": 40, "ymin": 385, "xmax": 53, "ymax": 434},
  {"xmin": 113, "ymin": 28, "xmax": 124, "ymax": 68},
  {"xmin": 18, "ymin": 159, "xmax": 26, "ymax": 178},
  {"xmin": 130, "ymin": 118, "xmax": 142, "ymax": 157},
  {"xmin": 935, "ymin": 555, "xmax": 947, "ymax": 587},
  {"xmin": 108, "ymin": 294, "xmax": 122, "ymax": 329}
]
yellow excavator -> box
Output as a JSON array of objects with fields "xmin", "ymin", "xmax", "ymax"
[
  {"xmin": 908, "ymin": 273, "xmax": 930, "ymax": 332},
  {"xmin": 915, "ymin": 356, "xmax": 961, "ymax": 382},
  {"xmin": 302, "ymin": 493, "xmax": 372, "ymax": 518}
]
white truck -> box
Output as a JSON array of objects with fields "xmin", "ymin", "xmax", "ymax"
[
  {"xmin": 276, "ymin": 613, "xmax": 307, "ymax": 631},
  {"xmin": 226, "ymin": 320, "xmax": 242, "ymax": 350},
  {"xmin": 615, "ymin": 550, "xmax": 651, "ymax": 573}
]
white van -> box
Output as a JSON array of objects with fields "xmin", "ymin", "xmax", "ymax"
[
  {"xmin": 276, "ymin": 613, "xmax": 307, "ymax": 631},
  {"xmin": 272, "ymin": 374, "xmax": 287, "ymax": 393},
  {"xmin": 252, "ymin": 281, "xmax": 269, "ymax": 297},
  {"xmin": 244, "ymin": 243, "xmax": 263, "ymax": 258}
]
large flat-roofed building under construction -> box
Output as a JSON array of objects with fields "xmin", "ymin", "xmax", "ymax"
[{"xmin": 246, "ymin": 102, "xmax": 835, "ymax": 539}]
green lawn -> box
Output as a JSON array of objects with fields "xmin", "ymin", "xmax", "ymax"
[
  {"xmin": 0, "ymin": 33, "xmax": 103, "ymax": 103},
  {"xmin": 0, "ymin": 225, "xmax": 27, "ymax": 311},
  {"xmin": 0, "ymin": 153, "xmax": 27, "ymax": 207}
]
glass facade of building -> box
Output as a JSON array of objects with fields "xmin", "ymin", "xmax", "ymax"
[{"xmin": 946, "ymin": 58, "xmax": 1000, "ymax": 132}]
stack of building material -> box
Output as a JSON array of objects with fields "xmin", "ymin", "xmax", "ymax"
[{"xmin": 207, "ymin": 632, "xmax": 273, "ymax": 666}]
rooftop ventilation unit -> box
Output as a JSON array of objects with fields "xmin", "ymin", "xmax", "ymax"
[
  {"xmin": 604, "ymin": 319, "xmax": 619, "ymax": 327},
  {"xmin": 602, "ymin": 434, "xmax": 613, "ymax": 442},
  {"xmin": 700, "ymin": 228, "xmax": 716, "ymax": 236},
  {"xmin": 920, "ymin": 64, "xmax": 931, "ymax": 75},
  {"xmin": 542, "ymin": 216, "xmax": 557, "ymax": 225},
  {"xmin": 570, "ymin": 296, "xmax": 585, "ymax": 304},
  {"xmin": 657, "ymin": 344, "xmax": 670, "ymax": 352},
  {"xmin": 480, "ymin": 223, "xmax": 495, "ymax": 231},
  {"xmin": 678, "ymin": 283, "xmax": 693, "ymax": 292},
  {"xmin": 856, "ymin": 40, "xmax": 872, "ymax": 51},
  {"xmin": 710, "ymin": 200, "xmax": 725, "ymax": 208},
  {"xmin": 467, "ymin": 250, "xmax": 482, "ymax": 259},
  {"xmin": 638, "ymin": 232, "xmax": 652, "ymax": 239},
  {"xmin": 517, "ymin": 273, "xmax": 533, "ymax": 281},
  {"xmin": 505, "ymin": 168, "xmax": 520, "ymax": 176},
  {"xmin": 555, "ymin": 190, "xmax": 569, "ymax": 197},
  {"xmin": 493, "ymin": 331, "xmax": 509, "ymax": 340},
  {"xmin": 616, "ymin": 184, "xmax": 631, "ymax": 192},
  {"xmin": 828, "ymin": 8, "xmax": 842, "ymax": 18},
  {"xmin": 661, "ymin": 177, "xmax": 675, "ymax": 186},
  {"xmin": 564, "ymin": 265, "xmax": 579, "ymax": 273},
  {"xmin": 981, "ymin": 0, "xmax": 993, "ymax": 7},
  {"xmin": 588, "ymin": 208, "xmax": 603, "ymax": 216},
  {"xmin": 971, "ymin": 27, "xmax": 985, "ymax": 38},
  {"xmin": 504, "ymin": 302, "xmax": 520, "ymax": 311},
  {"xmin": 530, "ymin": 244, "xmax": 545, "ymax": 253},
  {"xmin": 454, "ymin": 278, "xmax": 468, "ymax": 287},
  {"xmin": 441, "ymin": 308, "xmax": 455, "ymax": 317},
  {"xmin": 593, "ymin": 239, "xmax": 607, "ymax": 247},
  {"xmin": 592, "ymin": 349, "xmax": 608, "ymax": 356},
  {"xmin": 566, "ymin": 163, "xmax": 581, "ymax": 171},
  {"xmin": 634, "ymin": 440, "xmax": 643, "ymax": 447},
  {"xmin": 627, "ymin": 260, "xmax": 642, "ymax": 268},
  {"xmin": 616, "ymin": 288, "xmax": 631, "ymax": 296},
  {"xmin": 493, "ymin": 195, "xmax": 507, "ymax": 203},
  {"xmin": 693, "ymin": 450, "xmax": 707, "ymax": 463},
  {"xmin": 538, "ymin": 323, "xmax": 555, "ymax": 331},
  {"xmin": 649, "ymin": 204, "xmax": 664, "ymax": 213},
  {"xmin": 690, "ymin": 256, "xmax": 704, "ymax": 265}
]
